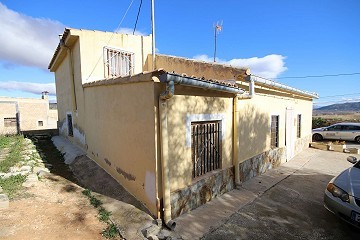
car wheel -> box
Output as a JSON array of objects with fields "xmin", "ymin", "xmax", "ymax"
[
  {"xmin": 355, "ymin": 136, "xmax": 360, "ymax": 144},
  {"xmin": 313, "ymin": 133, "xmax": 323, "ymax": 141}
]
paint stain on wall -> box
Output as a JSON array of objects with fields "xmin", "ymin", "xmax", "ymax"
[
  {"xmin": 104, "ymin": 158, "xmax": 111, "ymax": 166},
  {"xmin": 116, "ymin": 167, "xmax": 136, "ymax": 181}
]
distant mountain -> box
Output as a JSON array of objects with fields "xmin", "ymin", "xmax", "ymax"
[{"xmin": 316, "ymin": 102, "xmax": 360, "ymax": 112}]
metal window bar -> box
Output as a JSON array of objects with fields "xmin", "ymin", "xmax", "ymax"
[
  {"xmin": 192, "ymin": 121, "xmax": 221, "ymax": 178},
  {"xmin": 271, "ymin": 115, "xmax": 279, "ymax": 147},
  {"xmin": 105, "ymin": 48, "xmax": 134, "ymax": 77},
  {"xmin": 297, "ymin": 114, "xmax": 301, "ymax": 138}
]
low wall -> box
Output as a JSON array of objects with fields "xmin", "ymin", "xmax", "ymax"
[
  {"xmin": 238, "ymin": 147, "xmax": 286, "ymax": 183},
  {"xmin": 171, "ymin": 167, "xmax": 234, "ymax": 218}
]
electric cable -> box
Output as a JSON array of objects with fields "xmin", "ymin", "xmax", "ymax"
[
  {"xmin": 86, "ymin": 0, "xmax": 136, "ymax": 81},
  {"xmin": 275, "ymin": 72, "xmax": 360, "ymax": 79},
  {"xmin": 133, "ymin": 0, "xmax": 143, "ymax": 35}
]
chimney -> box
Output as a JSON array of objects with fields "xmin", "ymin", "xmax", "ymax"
[{"xmin": 42, "ymin": 91, "xmax": 49, "ymax": 100}]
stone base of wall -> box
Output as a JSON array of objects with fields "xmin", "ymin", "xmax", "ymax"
[
  {"xmin": 170, "ymin": 167, "xmax": 234, "ymax": 219},
  {"xmin": 170, "ymin": 136, "xmax": 311, "ymax": 218},
  {"xmin": 239, "ymin": 147, "xmax": 286, "ymax": 183},
  {"xmin": 295, "ymin": 135, "xmax": 311, "ymax": 155}
]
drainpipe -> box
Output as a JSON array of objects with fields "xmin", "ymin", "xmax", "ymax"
[
  {"xmin": 159, "ymin": 73, "xmax": 245, "ymax": 95},
  {"xmin": 238, "ymin": 75, "xmax": 255, "ymax": 99},
  {"xmin": 233, "ymin": 97, "xmax": 240, "ymax": 186},
  {"xmin": 159, "ymin": 98, "xmax": 176, "ymax": 230}
]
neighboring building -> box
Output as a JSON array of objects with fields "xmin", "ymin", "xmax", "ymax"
[
  {"xmin": 0, "ymin": 92, "xmax": 58, "ymax": 135},
  {"xmin": 48, "ymin": 28, "xmax": 318, "ymax": 226}
]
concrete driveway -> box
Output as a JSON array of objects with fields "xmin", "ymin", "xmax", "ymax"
[
  {"xmin": 202, "ymin": 148, "xmax": 360, "ymax": 240},
  {"xmin": 172, "ymin": 148, "xmax": 360, "ymax": 239}
]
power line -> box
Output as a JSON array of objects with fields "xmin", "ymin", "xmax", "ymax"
[
  {"xmin": 318, "ymin": 92, "xmax": 360, "ymax": 99},
  {"xmin": 133, "ymin": 0, "xmax": 143, "ymax": 35},
  {"xmin": 86, "ymin": 0, "xmax": 136, "ymax": 81},
  {"xmin": 275, "ymin": 72, "xmax": 360, "ymax": 79}
]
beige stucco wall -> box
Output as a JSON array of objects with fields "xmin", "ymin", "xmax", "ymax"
[
  {"xmin": 71, "ymin": 29, "xmax": 152, "ymax": 83},
  {"xmin": 236, "ymin": 93, "xmax": 313, "ymax": 163},
  {"xmin": 0, "ymin": 97, "xmax": 58, "ymax": 135},
  {"xmin": 0, "ymin": 101, "xmax": 17, "ymax": 135},
  {"xmin": 165, "ymin": 94, "xmax": 234, "ymax": 192},
  {"xmin": 83, "ymin": 81, "xmax": 157, "ymax": 215}
]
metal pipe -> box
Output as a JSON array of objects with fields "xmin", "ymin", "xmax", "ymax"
[
  {"xmin": 159, "ymin": 73, "xmax": 245, "ymax": 95},
  {"xmin": 151, "ymin": 0, "xmax": 156, "ymax": 70},
  {"xmin": 232, "ymin": 97, "xmax": 240, "ymax": 186},
  {"xmin": 159, "ymin": 99, "xmax": 176, "ymax": 230},
  {"xmin": 160, "ymin": 80, "xmax": 174, "ymax": 100},
  {"xmin": 248, "ymin": 75, "xmax": 319, "ymax": 99}
]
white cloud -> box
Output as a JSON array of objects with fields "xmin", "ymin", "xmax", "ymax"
[
  {"xmin": 0, "ymin": 3, "xmax": 64, "ymax": 69},
  {"xmin": 193, "ymin": 54, "xmax": 287, "ymax": 79},
  {"xmin": 0, "ymin": 81, "xmax": 56, "ymax": 95},
  {"xmin": 115, "ymin": 27, "xmax": 147, "ymax": 36}
]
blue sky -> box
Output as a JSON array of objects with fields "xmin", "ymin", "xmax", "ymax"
[{"xmin": 0, "ymin": 0, "xmax": 359, "ymax": 106}]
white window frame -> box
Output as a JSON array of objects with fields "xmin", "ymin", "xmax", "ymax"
[{"xmin": 104, "ymin": 47, "xmax": 135, "ymax": 78}]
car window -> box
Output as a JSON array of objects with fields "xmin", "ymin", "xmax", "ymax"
[
  {"xmin": 327, "ymin": 125, "xmax": 342, "ymax": 131},
  {"xmin": 346, "ymin": 125, "xmax": 360, "ymax": 131}
]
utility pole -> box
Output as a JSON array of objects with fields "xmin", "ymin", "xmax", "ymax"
[
  {"xmin": 151, "ymin": 0, "xmax": 156, "ymax": 70},
  {"xmin": 213, "ymin": 21, "xmax": 222, "ymax": 62}
]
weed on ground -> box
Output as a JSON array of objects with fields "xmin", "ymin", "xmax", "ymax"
[{"xmin": 0, "ymin": 135, "xmax": 24, "ymax": 172}]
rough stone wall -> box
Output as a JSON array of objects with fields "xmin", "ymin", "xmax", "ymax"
[
  {"xmin": 295, "ymin": 135, "xmax": 311, "ymax": 155},
  {"xmin": 238, "ymin": 147, "xmax": 286, "ymax": 183},
  {"xmin": 170, "ymin": 167, "xmax": 234, "ymax": 218}
]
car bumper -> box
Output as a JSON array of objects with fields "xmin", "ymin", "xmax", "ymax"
[{"xmin": 324, "ymin": 190, "xmax": 360, "ymax": 228}]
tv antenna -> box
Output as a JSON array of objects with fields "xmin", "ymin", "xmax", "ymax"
[{"xmin": 213, "ymin": 21, "xmax": 223, "ymax": 62}]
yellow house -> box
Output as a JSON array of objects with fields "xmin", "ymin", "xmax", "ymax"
[
  {"xmin": 49, "ymin": 28, "xmax": 318, "ymax": 228},
  {"xmin": 0, "ymin": 92, "xmax": 58, "ymax": 135}
]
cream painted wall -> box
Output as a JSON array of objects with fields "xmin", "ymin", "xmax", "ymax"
[
  {"xmin": 236, "ymin": 93, "xmax": 313, "ymax": 162},
  {"xmin": 71, "ymin": 29, "xmax": 152, "ymax": 83},
  {"xmin": 83, "ymin": 81, "xmax": 158, "ymax": 215},
  {"xmin": 166, "ymin": 95, "xmax": 233, "ymax": 192}
]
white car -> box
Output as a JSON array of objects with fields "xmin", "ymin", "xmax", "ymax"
[
  {"xmin": 312, "ymin": 122, "xmax": 360, "ymax": 143},
  {"xmin": 324, "ymin": 156, "xmax": 360, "ymax": 228}
]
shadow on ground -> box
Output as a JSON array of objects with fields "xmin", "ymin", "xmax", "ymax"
[
  {"xmin": 202, "ymin": 166, "xmax": 360, "ymax": 240},
  {"xmin": 30, "ymin": 135, "xmax": 151, "ymax": 216}
]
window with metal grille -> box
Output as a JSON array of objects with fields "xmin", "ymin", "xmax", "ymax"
[
  {"xmin": 67, "ymin": 114, "xmax": 73, "ymax": 137},
  {"xmin": 104, "ymin": 47, "xmax": 134, "ymax": 78},
  {"xmin": 191, "ymin": 121, "xmax": 221, "ymax": 178},
  {"xmin": 297, "ymin": 114, "xmax": 301, "ymax": 138},
  {"xmin": 270, "ymin": 115, "xmax": 279, "ymax": 148},
  {"xmin": 4, "ymin": 118, "xmax": 17, "ymax": 127}
]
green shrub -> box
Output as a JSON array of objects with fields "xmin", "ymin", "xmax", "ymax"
[{"xmin": 102, "ymin": 223, "xmax": 118, "ymax": 239}]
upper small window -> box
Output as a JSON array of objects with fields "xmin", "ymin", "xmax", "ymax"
[
  {"xmin": 38, "ymin": 121, "xmax": 44, "ymax": 127},
  {"xmin": 104, "ymin": 47, "xmax": 134, "ymax": 78}
]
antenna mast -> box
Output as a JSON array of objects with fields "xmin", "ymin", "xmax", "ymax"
[
  {"xmin": 151, "ymin": 0, "xmax": 156, "ymax": 70},
  {"xmin": 213, "ymin": 21, "xmax": 223, "ymax": 62}
]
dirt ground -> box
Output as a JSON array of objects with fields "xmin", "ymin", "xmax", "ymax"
[
  {"xmin": 0, "ymin": 173, "xmax": 107, "ymax": 240},
  {"xmin": 0, "ymin": 135, "xmax": 157, "ymax": 240}
]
